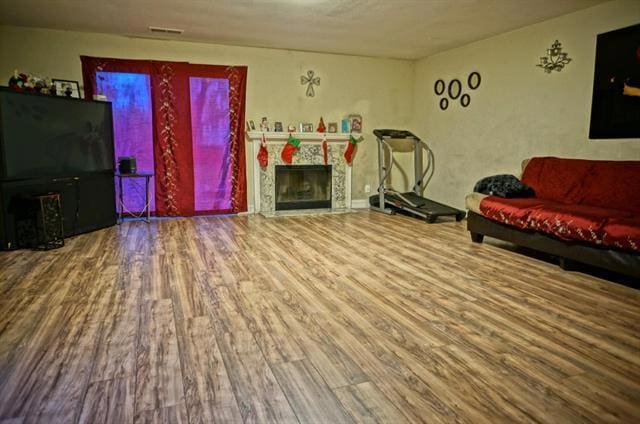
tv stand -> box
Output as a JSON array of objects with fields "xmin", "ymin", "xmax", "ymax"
[{"xmin": 0, "ymin": 172, "xmax": 116, "ymax": 250}]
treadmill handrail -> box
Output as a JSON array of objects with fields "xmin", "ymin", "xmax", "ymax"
[{"xmin": 377, "ymin": 139, "xmax": 394, "ymax": 192}]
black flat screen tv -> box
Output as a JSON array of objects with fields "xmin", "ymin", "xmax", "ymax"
[{"xmin": 0, "ymin": 89, "xmax": 115, "ymax": 180}]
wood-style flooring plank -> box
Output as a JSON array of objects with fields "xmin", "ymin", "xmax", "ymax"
[
  {"xmin": 333, "ymin": 381, "xmax": 410, "ymax": 424},
  {"xmin": 78, "ymin": 377, "xmax": 135, "ymax": 424},
  {"xmin": 0, "ymin": 260, "xmax": 114, "ymax": 422},
  {"xmin": 134, "ymin": 403, "xmax": 188, "ymax": 424},
  {"xmin": 270, "ymin": 359, "xmax": 353, "ymax": 423},
  {"xmin": 134, "ymin": 299, "xmax": 185, "ymax": 415},
  {"xmin": 0, "ymin": 212, "xmax": 639, "ymax": 423}
]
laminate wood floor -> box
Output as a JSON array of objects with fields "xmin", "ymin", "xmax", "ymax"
[{"xmin": 1, "ymin": 211, "xmax": 639, "ymax": 423}]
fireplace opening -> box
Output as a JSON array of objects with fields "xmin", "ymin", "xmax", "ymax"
[{"xmin": 275, "ymin": 165, "xmax": 332, "ymax": 210}]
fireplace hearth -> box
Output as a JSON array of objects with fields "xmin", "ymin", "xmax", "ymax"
[{"xmin": 275, "ymin": 165, "xmax": 332, "ymax": 210}]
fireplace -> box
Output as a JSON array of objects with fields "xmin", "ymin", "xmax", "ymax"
[
  {"xmin": 248, "ymin": 132, "xmax": 352, "ymax": 216},
  {"xmin": 275, "ymin": 165, "xmax": 332, "ymax": 210}
]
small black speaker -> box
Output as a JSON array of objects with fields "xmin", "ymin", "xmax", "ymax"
[{"xmin": 118, "ymin": 157, "xmax": 137, "ymax": 175}]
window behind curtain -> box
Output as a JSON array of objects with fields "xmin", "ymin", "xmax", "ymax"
[
  {"xmin": 189, "ymin": 77, "xmax": 231, "ymax": 212},
  {"xmin": 97, "ymin": 72, "xmax": 155, "ymax": 213}
]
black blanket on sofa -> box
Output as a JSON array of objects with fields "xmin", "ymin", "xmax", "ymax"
[{"xmin": 473, "ymin": 174, "xmax": 535, "ymax": 198}]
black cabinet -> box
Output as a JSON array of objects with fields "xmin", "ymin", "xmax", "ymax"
[
  {"xmin": 76, "ymin": 173, "xmax": 117, "ymax": 234},
  {"xmin": 0, "ymin": 172, "xmax": 116, "ymax": 250}
]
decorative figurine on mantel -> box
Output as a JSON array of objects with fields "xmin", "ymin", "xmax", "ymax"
[{"xmin": 317, "ymin": 117, "xmax": 326, "ymax": 133}]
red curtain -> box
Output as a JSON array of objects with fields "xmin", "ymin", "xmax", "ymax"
[
  {"xmin": 81, "ymin": 56, "xmax": 247, "ymax": 216},
  {"xmin": 186, "ymin": 64, "xmax": 247, "ymax": 214}
]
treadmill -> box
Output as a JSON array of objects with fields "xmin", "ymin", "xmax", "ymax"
[{"xmin": 369, "ymin": 129, "xmax": 465, "ymax": 223}]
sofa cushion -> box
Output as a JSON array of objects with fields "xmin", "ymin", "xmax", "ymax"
[
  {"xmin": 523, "ymin": 203, "xmax": 632, "ymax": 244},
  {"xmin": 602, "ymin": 218, "xmax": 640, "ymax": 253},
  {"xmin": 521, "ymin": 157, "xmax": 594, "ymax": 204},
  {"xmin": 479, "ymin": 196, "xmax": 547, "ymax": 229},
  {"xmin": 479, "ymin": 196, "xmax": 637, "ymax": 247},
  {"xmin": 581, "ymin": 161, "xmax": 640, "ymax": 213},
  {"xmin": 521, "ymin": 157, "xmax": 640, "ymax": 213}
]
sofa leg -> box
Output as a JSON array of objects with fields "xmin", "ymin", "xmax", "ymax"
[
  {"xmin": 558, "ymin": 257, "xmax": 579, "ymax": 272},
  {"xmin": 470, "ymin": 232, "xmax": 484, "ymax": 243}
]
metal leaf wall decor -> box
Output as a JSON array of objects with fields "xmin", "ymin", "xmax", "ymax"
[{"xmin": 537, "ymin": 40, "xmax": 571, "ymax": 73}]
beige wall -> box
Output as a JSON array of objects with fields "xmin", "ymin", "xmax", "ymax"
[
  {"xmin": 0, "ymin": 25, "xmax": 415, "ymax": 209},
  {"xmin": 411, "ymin": 0, "xmax": 640, "ymax": 210},
  {"xmin": 2, "ymin": 0, "xmax": 639, "ymax": 213}
]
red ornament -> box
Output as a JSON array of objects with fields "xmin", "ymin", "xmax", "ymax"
[
  {"xmin": 317, "ymin": 117, "xmax": 326, "ymax": 133},
  {"xmin": 257, "ymin": 133, "xmax": 268, "ymax": 168},
  {"xmin": 344, "ymin": 135, "xmax": 360, "ymax": 165},
  {"xmin": 281, "ymin": 135, "xmax": 301, "ymax": 164}
]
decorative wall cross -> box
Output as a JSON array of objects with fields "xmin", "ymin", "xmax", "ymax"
[{"xmin": 301, "ymin": 70, "xmax": 320, "ymax": 97}]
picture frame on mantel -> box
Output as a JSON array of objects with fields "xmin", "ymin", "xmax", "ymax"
[
  {"xmin": 349, "ymin": 114, "xmax": 362, "ymax": 133},
  {"xmin": 589, "ymin": 23, "xmax": 640, "ymax": 139}
]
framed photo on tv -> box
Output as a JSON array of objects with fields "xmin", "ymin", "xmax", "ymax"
[{"xmin": 52, "ymin": 79, "xmax": 81, "ymax": 99}]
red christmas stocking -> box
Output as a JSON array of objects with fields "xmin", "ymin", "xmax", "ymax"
[
  {"xmin": 322, "ymin": 135, "xmax": 328, "ymax": 165},
  {"xmin": 344, "ymin": 135, "xmax": 360, "ymax": 165},
  {"xmin": 281, "ymin": 135, "xmax": 301, "ymax": 164},
  {"xmin": 257, "ymin": 133, "xmax": 269, "ymax": 168}
]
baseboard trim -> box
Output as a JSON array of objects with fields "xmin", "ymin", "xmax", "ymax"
[
  {"xmin": 244, "ymin": 201, "xmax": 369, "ymax": 214},
  {"xmin": 238, "ymin": 205, "xmax": 256, "ymax": 215},
  {"xmin": 351, "ymin": 199, "xmax": 370, "ymax": 209}
]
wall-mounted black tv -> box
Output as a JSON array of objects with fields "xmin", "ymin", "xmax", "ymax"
[{"xmin": 0, "ymin": 89, "xmax": 115, "ymax": 180}]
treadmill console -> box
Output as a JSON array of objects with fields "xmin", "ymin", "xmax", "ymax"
[{"xmin": 373, "ymin": 129, "xmax": 418, "ymax": 139}]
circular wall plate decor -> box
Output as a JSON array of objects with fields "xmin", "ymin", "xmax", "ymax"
[
  {"xmin": 448, "ymin": 79, "xmax": 462, "ymax": 99},
  {"xmin": 460, "ymin": 94, "xmax": 471, "ymax": 107},
  {"xmin": 468, "ymin": 72, "xmax": 481, "ymax": 90},
  {"xmin": 434, "ymin": 79, "xmax": 445, "ymax": 95},
  {"xmin": 439, "ymin": 98, "xmax": 449, "ymax": 110}
]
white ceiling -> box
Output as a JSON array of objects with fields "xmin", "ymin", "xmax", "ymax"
[{"xmin": 0, "ymin": 0, "xmax": 606, "ymax": 60}]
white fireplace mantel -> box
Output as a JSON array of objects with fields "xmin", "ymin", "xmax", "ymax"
[
  {"xmin": 246, "ymin": 131, "xmax": 356, "ymax": 215},
  {"xmin": 246, "ymin": 131, "xmax": 355, "ymax": 142}
]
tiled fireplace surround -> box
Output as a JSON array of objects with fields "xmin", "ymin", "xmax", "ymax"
[{"xmin": 247, "ymin": 132, "xmax": 353, "ymax": 217}]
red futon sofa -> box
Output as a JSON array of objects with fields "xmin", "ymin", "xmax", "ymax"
[{"xmin": 466, "ymin": 157, "xmax": 640, "ymax": 278}]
